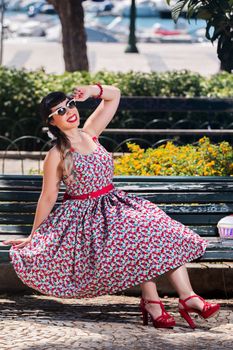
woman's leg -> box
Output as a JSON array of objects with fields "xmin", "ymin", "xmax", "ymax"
[
  {"xmin": 140, "ymin": 280, "xmax": 163, "ymax": 318},
  {"xmin": 166, "ymin": 264, "xmax": 204, "ymax": 310},
  {"xmin": 140, "ymin": 265, "xmax": 204, "ymax": 317}
]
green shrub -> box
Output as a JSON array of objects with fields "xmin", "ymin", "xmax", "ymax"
[{"xmin": 0, "ymin": 67, "xmax": 232, "ymax": 132}]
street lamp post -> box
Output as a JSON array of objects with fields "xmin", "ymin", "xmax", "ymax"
[
  {"xmin": 125, "ymin": 0, "xmax": 139, "ymax": 53},
  {"xmin": 0, "ymin": 0, "xmax": 5, "ymax": 65}
]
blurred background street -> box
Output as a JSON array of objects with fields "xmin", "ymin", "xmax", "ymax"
[
  {"xmin": 1, "ymin": 0, "xmax": 220, "ymax": 75},
  {"xmin": 3, "ymin": 39, "xmax": 219, "ymax": 75}
]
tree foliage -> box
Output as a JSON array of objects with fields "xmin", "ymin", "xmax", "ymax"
[{"xmin": 167, "ymin": 1, "xmax": 233, "ymax": 73}]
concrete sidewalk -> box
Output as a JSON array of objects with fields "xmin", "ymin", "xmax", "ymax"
[
  {"xmin": 0, "ymin": 294, "xmax": 232, "ymax": 350},
  {"xmin": 3, "ymin": 38, "xmax": 220, "ymax": 76}
]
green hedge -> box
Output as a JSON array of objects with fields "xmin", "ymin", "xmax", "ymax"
[{"xmin": 1, "ymin": 67, "xmax": 233, "ymax": 122}]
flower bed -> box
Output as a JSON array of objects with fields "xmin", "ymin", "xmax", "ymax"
[{"xmin": 114, "ymin": 137, "xmax": 233, "ymax": 176}]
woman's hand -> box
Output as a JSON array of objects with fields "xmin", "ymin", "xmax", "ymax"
[
  {"xmin": 72, "ymin": 85, "xmax": 93, "ymax": 102},
  {"xmin": 2, "ymin": 236, "xmax": 32, "ymax": 249}
]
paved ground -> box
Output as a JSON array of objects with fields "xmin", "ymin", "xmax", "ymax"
[
  {"xmin": 3, "ymin": 38, "xmax": 220, "ymax": 76},
  {"xmin": 0, "ymin": 294, "xmax": 232, "ymax": 350},
  {"xmin": 0, "ymin": 156, "xmax": 42, "ymax": 175}
]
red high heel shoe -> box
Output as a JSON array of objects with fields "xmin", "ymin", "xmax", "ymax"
[
  {"xmin": 179, "ymin": 294, "xmax": 220, "ymax": 329},
  {"xmin": 140, "ymin": 298, "xmax": 176, "ymax": 328}
]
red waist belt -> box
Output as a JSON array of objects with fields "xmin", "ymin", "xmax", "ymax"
[{"xmin": 62, "ymin": 183, "xmax": 114, "ymax": 202}]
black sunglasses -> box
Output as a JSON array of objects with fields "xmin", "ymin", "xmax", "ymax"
[{"xmin": 48, "ymin": 99, "xmax": 77, "ymax": 120}]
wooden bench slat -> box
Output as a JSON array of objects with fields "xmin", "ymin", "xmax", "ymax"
[
  {"xmin": 135, "ymin": 193, "xmax": 233, "ymax": 203},
  {"xmin": 199, "ymin": 251, "xmax": 233, "ymax": 261},
  {"xmin": 1, "ymin": 202, "xmax": 232, "ymax": 214},
  {"xmin": 189, "ymin": 226, "xmax": 218, "ymax": 236},
  {"xmin": 0, "ymin": 234, "xmax": 26, "ymax": 241},
  {"xmin": 0, "ymin": 178, "xmax": 42, "ymax": 188},
  {"xmin": 0, "ymin": 251, "xmax": 10, "ymax": 263},
  {"xmin": 0, "ymin": 233, "xmax": 219, "ymax": 241},
  {"xmin": 0, "ymin": 203, "xmax": 38, "ymax": 212},
  {"xmin": 0, "ymin": 192, "xmax": 232, "ymax": 204},
  {"xmin": 113, "ymin": 176, "xmax": 233, "ymax": 183},
  {"xmin": 1, "ymin": 183, "xmax": 233, "ymax": 192},
  {"xmin": 0, "ymin": 244, "xmax": 11, "ymax": 250},
  {"xmin": 171, "ymin": 214, "xmax": 227, "ymax": 225},
  {"xmin": 0, "ymin": 225, "xmax": 219, "ymax": 238},
  {"xmin": 0, "ymin": 225, "xmax": 31, "ymax": 234},
  {"xmin": 0, "ymin": 239, "xmax": 231, "ymax": 250},
  {"xmin": 1, "ymin": 192, "xmax": 232, "ymax": 203},
  {"xmin": 0, "ymin": 174, "xmax": 232, "ymax": 184},
  {"xmin": 1, "ymin": 175, "xmax": 232, "ymax": 181},
  {"xmin": 159, "ymin": 204, "xmax": 233, "ymax": 214},
  {"xmin": 114, "ymin": 183, "xmax": 233, "ymax": 192},
  {"xmin": 4, "ymin": 183, "xmax": 233, "ymax": 191},
  {"xmin": 0, "ymin": 192, "xmax": 41, "ymax": 201},
  {"xmin": 0, "ymin": 214, "xmax": 34, "ymax": 224},
  {"xmin": 0, "ymin": 213, "xmax": 225, "ymax": 225},
  {"xmin": 2, "ymin": 245, "xmax": 233, "ymax": 261}
]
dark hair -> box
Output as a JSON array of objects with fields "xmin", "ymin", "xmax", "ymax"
[
  {"xmin": 40, "ymin": 91, "xmax": 71, "ymax": 149},
  {"xmin": 40, "ymin": 91, "xmax": 74, "ymax": 183}
]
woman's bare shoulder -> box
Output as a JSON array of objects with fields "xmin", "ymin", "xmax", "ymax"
[
  {"xmin": 43, "ymin": 145, "xmax": 63, "ymax": 181},
  {"xmin": 42, "ymin": 145, "xmax": 63, "ymax": 194},
  {"xmin": 45, "ymin": 145, "xmax": 62, "ymax": 164},
  {"xmin": 48, "ymin": 145, "xmax": 61, "ymax": 157}
]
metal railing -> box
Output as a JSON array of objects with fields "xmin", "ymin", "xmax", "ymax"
[{"xmin": 1, "ymin": 97, "xmax": 233, "ymax": 174}]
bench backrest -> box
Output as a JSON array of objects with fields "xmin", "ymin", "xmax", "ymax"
[
  {"xmin": 0, "ymin": 175, "xmax": 233, "ymax": 262},
  {"xmin": 1, "ymin": 174, "xmax": 232, "ymax": 236}
]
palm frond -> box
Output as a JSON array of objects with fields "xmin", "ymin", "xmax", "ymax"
[{"xmin": 171, "ymin": 0, "xmax": 189, "ymax": 22}]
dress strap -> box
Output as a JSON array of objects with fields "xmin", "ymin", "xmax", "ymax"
[{"xmin": 69, "ymin": 132, "xmax": 99, "ymax": 152}]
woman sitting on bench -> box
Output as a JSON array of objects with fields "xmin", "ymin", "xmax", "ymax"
[{"xmin": 3, "ymin": 84, "xmax": 220, "ymax": 329}]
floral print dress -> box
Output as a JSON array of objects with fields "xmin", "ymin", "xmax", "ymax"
[{"xmin": 9, "ymin": 132, "xmax": 207, "ymax": 298}]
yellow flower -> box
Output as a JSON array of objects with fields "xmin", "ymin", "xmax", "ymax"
[{"xmin": 113, "ymin": 138, "xmax": 233, "ymax": 176}]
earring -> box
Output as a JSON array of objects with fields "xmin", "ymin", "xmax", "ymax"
[{"xmin": 47, "ymin": 130, "xmax": 57, "ymax": 140}]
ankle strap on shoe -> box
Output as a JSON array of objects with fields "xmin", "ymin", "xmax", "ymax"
[
  {"xmin": 141, "ymin": 298, "xmax": 162, "ymax": 305},
  {"xmin": 179, "ymin": 294, "xmax": 204, "ymax": 306}
]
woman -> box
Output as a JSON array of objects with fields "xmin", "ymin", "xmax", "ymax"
[{"xmin": 3, "ymin": 84, "xmax": 220, "ymax": 329}]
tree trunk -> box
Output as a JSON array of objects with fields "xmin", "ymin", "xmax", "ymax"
[
  {"xmin": 48, "ymin": 0, "xmax": 88, "ymax": 72},
  {"xmin": 217, "ymin": 33, "xmax": 233, "ymax": 73}
]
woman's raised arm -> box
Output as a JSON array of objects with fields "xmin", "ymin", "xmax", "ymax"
[{"xmin": 73, "ymin": 84, "xmax": 121, "ymax": 137}]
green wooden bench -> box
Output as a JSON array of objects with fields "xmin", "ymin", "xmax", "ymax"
[{"xmin": 0, "ymin": 175, "xmax": 233, "ymax": 263}]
